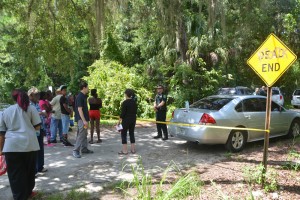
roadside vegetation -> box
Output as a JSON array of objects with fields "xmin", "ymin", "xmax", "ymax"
[{"xmin": 1, "ymin": 1, "xmax": 300, "ymax": 117}]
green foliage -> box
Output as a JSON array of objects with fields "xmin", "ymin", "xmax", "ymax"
[
  {"xmin": 1, "ymin": 0, "xmax": 300, "ymax": 113},
  {"xmin": 243, "ymin": 164, "xmax": 278, "ymax": 192},
  {"xmin": 84, "ymin": 59, "xmax": 153, "ymax": 118},
  {"xmin": 118, "ymin": 158, "xmax": 203, "ymax": 200},
  {"xmin": 31, "ymin": 189, "xmax": 90, "ymax": 200},
  {"xmin": 100, "ymin": 33, "xmax": 124, "ymax": 63}
]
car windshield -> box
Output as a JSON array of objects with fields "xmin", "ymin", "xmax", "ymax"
[
  {"xmin": 190, "ymin": 97, "xmax": 234, "ymax": 110},
  {"xmin": 294, "ymin": 90, "xmax": 300, "ymax": 95}
]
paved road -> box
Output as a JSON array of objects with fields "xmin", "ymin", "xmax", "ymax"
[{"xmin": 0, "ymin": 124, "xmax": 226, "ymax": 199}]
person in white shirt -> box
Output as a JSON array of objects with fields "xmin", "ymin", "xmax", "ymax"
[
  {"xmin": 49, "ymin": 87, "xmax": 63, "ymax": 143},
  {"xmin": 0, "ymin": 89, "xmax": 41, "ymax": 199}
]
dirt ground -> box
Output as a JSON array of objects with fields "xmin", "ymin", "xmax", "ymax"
[{"xmin": 0, "ymin": 123, "xmax": 299, "ymax": 200}]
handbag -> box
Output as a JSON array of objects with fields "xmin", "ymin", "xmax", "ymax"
[{"xmin": 0, "ymin": 155, "xmax": 7, "ymax": 176}]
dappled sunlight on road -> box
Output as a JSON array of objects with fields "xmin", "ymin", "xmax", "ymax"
[{"xmin": 0, "ymin": 125, "xmax": 227, "ymax": 199}]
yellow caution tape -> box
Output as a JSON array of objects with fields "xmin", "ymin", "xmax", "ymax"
[{"xmin": 101, "ymin": 114, "xmax": 270, "ymax": 133}]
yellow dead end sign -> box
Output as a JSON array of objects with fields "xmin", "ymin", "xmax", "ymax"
[
  {"xmin": 247, "ymin": 33, "xmax": 297, "ymax": 187},
  {"xmin": 247, "ymin": 33, "xmax": 297, "ymax": 87}
]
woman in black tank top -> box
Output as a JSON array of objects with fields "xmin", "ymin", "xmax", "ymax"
[{"xmin": 88, "ymin": 89, "xmax": 102, "ymax": 143}]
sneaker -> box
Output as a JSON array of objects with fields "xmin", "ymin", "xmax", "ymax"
[
  {"xmin": 81, "ymin": 149, "xmax": 94, "ymax": 154},
  {"xmin": 50, "ymin": 140, "xmax": 57, "ymax": 143},
  {"xmin": 38, "ymin": 168, "xmax": 48, "ymax": 173},
  {"xmin": 162, "ymin": 137, "xmax": 168, "ymax": 141},
  {"xmin": 73, "ymin": 151, "xmax": 81, "ymax": 158},
  {"xmin": 153, "ymin": 135, "xmax": 162, "ymax": 139}
]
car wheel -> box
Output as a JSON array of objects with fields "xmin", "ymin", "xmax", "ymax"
[
  {"xmin": 287, "ymin": 119, "xmax": 300, "ymax": 138},
  {"xmin": 293, "ymin": 105, "xmax": 298, "ymax": 109},
  {"xmin": 225, "ymin": 130, "xmax": 247, "ymax": 152}
]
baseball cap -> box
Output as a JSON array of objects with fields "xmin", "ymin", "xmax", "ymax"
[
  {"xmin": 28, "ymin": 87, "xmax": 39, "ymax": 96},
  {"xmin": 155, "ymin": 84, "xmax": 164, "ymax": 89},
  {"xmin": 56, "ymin": 85, "xmax": 67, "ymax": 92}
]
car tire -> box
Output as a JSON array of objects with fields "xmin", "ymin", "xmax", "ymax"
[
  {"xmin": 287, "ymin": 119, "xmax": 300, "ymax": 138},
  {"xmin": 225, "ymin": 130, "xmax": 247, "ymax": 152},
  {"xmin": 293, "ymin": 105, "xmax": 298, "ymax": 109}
]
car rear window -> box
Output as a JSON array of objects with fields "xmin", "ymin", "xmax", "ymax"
[
  {"xmin": 272, "ymin": 89, "xmax": 280, "ymax": 95},
  {"xmin": 294, "ymin": 90, "xmax": 300, "ymax": 95},
  {"xmin": 218, "ymin": 88, "xmax": 236, "ymax": 95},
  {"xmin": 217, "ymin": 88, "xmax": 253, "ymax": 95},
  {"xmin": 190, "ymin": 97, "xmax": 233, "ymax": 110}
]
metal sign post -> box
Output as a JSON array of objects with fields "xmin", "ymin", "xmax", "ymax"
[
  {"xmin": 262, "ymin": 87, "xmax": 272, "ymax": 186},
  {"xmin": 247, "ymin": 33, "xmax": 297, "ymax": 187}
]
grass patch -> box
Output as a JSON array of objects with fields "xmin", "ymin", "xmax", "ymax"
[
  {"xmin": 32, "ymin": 189, "xmax": 91, "ymax": 200},
  {"xmin": 118, "ymin": 157, "xmax": 203, "ymax": 199},
  {"xmin": 288, "ymin": 149, "xmax": 300, "ymax": 159},
  {"xmin": 100, "ymin": 119, "xmax": 118, "ymax": 126},
  {"xmin": 224, "ymin": 152, "xmax": 232, "ymax": 159},
  {"xmin": 282, "ymin": 161, "xmax": 300, "ymax": 171},
  {"xmin": 243, "ymin": 164, "xmax": 278, "ymax": 192}
]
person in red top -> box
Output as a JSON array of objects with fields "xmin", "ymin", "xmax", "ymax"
[
  {"xmin": 88, "ymin": 89, "xmax": 102, "ymax": 144},
  {"xmin": 39, "ymin": 91, "xmax": 53, "ymax": 145}
]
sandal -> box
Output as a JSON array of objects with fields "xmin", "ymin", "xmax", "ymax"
[
  {"xmin": 118, "ymin": 151, "xmax": 128, "ymax": 155},
  {"xmin": 89, "ymin": 140, "xmax": 94, "ymax": 144},
  {"xmin": 96, "ymin": 139, "xmax": 102, "ymax": 143}
]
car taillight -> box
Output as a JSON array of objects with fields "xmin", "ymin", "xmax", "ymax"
[
  {"xmin": 199, "ymin": 113, "xmax": 216, "ymax": 124},
  {"xmin": 171, "ymin": 111, "xmax": 174, "ymax": 119},
  {"xmin": 280, "ymin": 95, "xmax": 283, "ymax": 100}
]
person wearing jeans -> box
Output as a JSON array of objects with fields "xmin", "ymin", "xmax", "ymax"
[
  {"xmin": 50, "ymin": 89, "xmax": 63, "ymax": 143},
  {"xmin": 59, "ymin": 85, "xmax": 73, "ymax": 147},
  {"xmin": 73, "ymin": 82, "xmax": 93, "ymax": 158},
  {"xmin": 28, "ymin": 87, "xmax": 47, "ymax": 174},
  {"xmin": 50, "ymin": 117, "xmax": 63, "ymax": 143}
]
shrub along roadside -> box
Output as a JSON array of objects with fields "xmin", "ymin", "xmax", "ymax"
[{"xmin": 117, "ymin": 158, "xmax": 203, "ymax": 200}]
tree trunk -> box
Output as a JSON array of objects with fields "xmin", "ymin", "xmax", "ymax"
[
  {"xmin": 176, "ymin": 17, "xmax": 188, "ymax": 61},
  {"xmin": 95, "ymin": 0, "xmax": 105, "ymax": 49}
]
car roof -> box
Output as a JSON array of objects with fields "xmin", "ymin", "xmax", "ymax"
[{"xmin": 208, "ymin": 94, "xmax": 265, "ymax": 99}]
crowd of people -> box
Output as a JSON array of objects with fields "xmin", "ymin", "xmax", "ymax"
[{"xmin": 0, "ymin": 81, "xmax": 169, "ymax": 199}]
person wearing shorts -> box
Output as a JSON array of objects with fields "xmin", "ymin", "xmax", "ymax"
[{"xmin": 88, "ymin": 89, "xmax": 102, "ymax": 144}]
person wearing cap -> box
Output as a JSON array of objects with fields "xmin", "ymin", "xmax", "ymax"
[
  {"xmin": 153, "ymin": 85, "xmax": 169, "ymax": 140},
  {"xmin": 49, "ymin": 86, "xmax": 64, "ymax": 143},
  {"xmin": 59, "ymin": 85, "xmax": 74, "ymax": 147},
  {"xmin": 28, "ymin": 87, "xmax": 48, "ymax": 174}
]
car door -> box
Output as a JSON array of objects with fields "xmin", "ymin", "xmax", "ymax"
[
  {"xmin": 269, "ymin": 102, "xmax": 290, "ymax": 136},
  {"xmin": 241, "ymin": 98, "xmax": 266, "ymax": 141}
]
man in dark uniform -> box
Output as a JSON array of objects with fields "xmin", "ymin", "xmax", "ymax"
[{"xmin": 153, "ymin": 85, "xmax": 168, "ymax": 140}]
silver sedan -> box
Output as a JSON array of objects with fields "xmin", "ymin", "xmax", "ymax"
[{"xmin": 168, "ymin": 95, "xmax": 300, "ymax": 152}]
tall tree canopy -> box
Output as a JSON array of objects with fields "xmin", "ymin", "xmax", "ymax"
[{"xmin": 0, "ymin": 0, "xmax": 299, "ymax": 116}]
